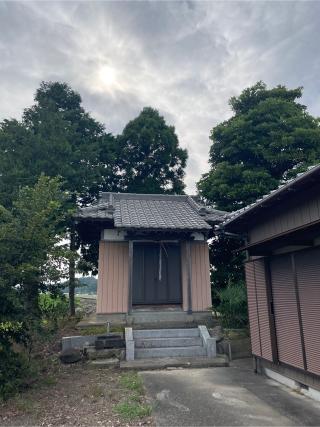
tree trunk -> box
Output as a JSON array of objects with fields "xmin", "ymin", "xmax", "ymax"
[
  {"xmin": 69, "ymin": 224, "xmax": 76, "ymax": 316},
  {"xmin": 24, "ymin": 280, "xmax": 40, "ymax": 319}
]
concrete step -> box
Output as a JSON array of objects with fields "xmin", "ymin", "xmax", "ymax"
[
  {"xmin": 135, "ymin": 337, "xmax": 203, "ymax": 348},
  {"xmin": 133, "ymin": 328, "xmax": 200, "ymax": 339},
  {"xmin": 131, "ymin": 312, "xmax": 192, "ymax": 323},
  {"xmin": 135, "ymin": 345, "xmax": 207, "ymax": 359},
  {"xmin": 120, "ymin": 355, "xmax": 229, "ymax": 370},
  {"xmin": 88, "ymin": 358, "xmax": 119, "ymax": 368},
  {"xmin": 130, "ymin": 311, "xmax": 215, "ymax": 327}
]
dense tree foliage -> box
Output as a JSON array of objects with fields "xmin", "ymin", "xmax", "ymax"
[
  {"xmin": 0, "ymin": 82, "xmax": 119, "ymax": 314},
  {"xmin": 198, "ymin": 81, "xmax": 320, "ymax": 211},
  {"xmin": 0, "ymin": 82, "xmax": 119, "ymax": 208},
  {"xmin": 198, "ymin": 82, "xmax": 320, "ymax": 303},
  {"xmin": 118, "ymin": 107, "xmax": 188, "ymax": 194},
  {"xmin": 0, "ymin": 176, "xmax": 67, "ymax": 315},
  {"xmin": 0, "ymin": 177, "xmax": 68, "ymax": 398}
]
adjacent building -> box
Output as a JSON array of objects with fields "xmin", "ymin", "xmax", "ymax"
[{"xmin": 223, "ymin": 165, "xmax": 320, "ymax": 390}]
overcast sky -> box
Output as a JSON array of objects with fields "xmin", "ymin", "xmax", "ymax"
[{"xmin": 1, "ymin": 1, "xmax": 320, "ymax": 192}]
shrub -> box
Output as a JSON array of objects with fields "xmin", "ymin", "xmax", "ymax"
[
  {"xmin": 216, "ymin": 281, "xmax": 248, "ymax": 328},
  {"xmin": 0, "ymin": 349, "xmax": 35, "ymax": 400},
  {"xmin": 39, "ymin": 293, "xmax": 69, "ymax": 329}
]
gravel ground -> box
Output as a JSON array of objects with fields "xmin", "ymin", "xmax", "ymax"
[{"xmin": 0, "ymin": 363, "xmax": 154, "ymax": 427}]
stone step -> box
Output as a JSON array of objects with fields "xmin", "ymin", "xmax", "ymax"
[
  {"xmin": 120, "ymin": 355, "xmax": 229, "ymax": 370},
  {"xmin": 88, "ymin": 358, "xmax": 119, "ymax": 368},
  {"xmin": 135, "ymin": 345, "xmax": 207, "ymax": 359},
  {"xmin": 133, "ymin": 328, "xmax": 200, "ymax": 339},
  {"xmin": 135, "ymin": 337, "xmax": 203, "ymax": 348},
  {"xmin": 131, "ymin": 311, "xmax": 193, "ymax": 323}
]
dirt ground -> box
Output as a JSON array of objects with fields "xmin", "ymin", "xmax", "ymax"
[
  {"xmin": 0, "ymin": 317, "xmax": 153, "ymax": 427},
  {"xmin": 0, "ymin": 362, "xmax": 154, "ymax": 426}
]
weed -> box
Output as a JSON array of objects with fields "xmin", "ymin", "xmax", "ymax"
[
  {"xmin": 14, "ymin": 396, "xmax": 39, "ymax": 414},
  {"xmin": 119, "ymin": 372, "xmax": 144, "ymax": 394},
  {"xmin": 78, "ymin": 325, "xmax": 124, "ymax": 336},
  {"xmin": 114, "ymin": 401, "xmax": 152, "ymax": 421},
  {"xmin": 78, "ymin": 326, "xmax": 107, "ymax": 336},
  {"xmin": 40, "ymin": 375, "xmax": 57, "ymax": 386}
]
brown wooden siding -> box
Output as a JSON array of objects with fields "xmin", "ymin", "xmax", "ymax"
[
  {"xmin": 254, "ymin": 260, "xmax": 273, "ymax": 361},
  {"xmin": 245, "ymin": 259, "xmax": 273, "ymax": 360},
  {"xmin": 270, "ymin": 255, "xmax": 305, "ymax": 370},
  {"xmin": 97, "ymin": 241, "xmax": 129, "ymax": 314},
  {"xmin": 249, "ymin": 193, "xmax": 320, "ymax": 244},
  {"xmin": 295, "ymin": 248, "xmax": 320, "ymax": 376},
  {"xmin": 245, "ymin": 262, "xmax": 262, "ymax": 357}
]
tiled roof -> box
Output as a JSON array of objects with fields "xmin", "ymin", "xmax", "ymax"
[
  {"xmin": 222, "ymin": 164, "xmax": 320, "ymax": 229},
  {"xmin": 76, "ymin": 193, "xmax": 227, "ymax": 232}
]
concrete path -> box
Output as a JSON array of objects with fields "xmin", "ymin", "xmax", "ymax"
[{"xmin": 141, "ymin": 359, "xmax": 320, "ymax": 426}]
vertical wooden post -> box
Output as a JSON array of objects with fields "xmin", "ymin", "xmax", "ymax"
[
  {"xmin": 264, "ymin": 257, "xmax": 279, "ymax": 364},
  {"xmin": 186, "ymin": 241, "xmax": 193, "ymax": 314},
  {"xmin": 128, "ymin": 240, "xmax": 133, "ymax": 314}
]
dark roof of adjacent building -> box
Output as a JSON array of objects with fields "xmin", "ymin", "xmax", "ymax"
[
  {"xmin": 76, "ymin": 192, "xmax": 227, "ymax": 232},
  {"xmin": 223, "ymin": 164, "xmax": 320, "ymax": 231}
]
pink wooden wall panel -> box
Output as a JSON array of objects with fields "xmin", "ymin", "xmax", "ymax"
[
  {"xmin": 97, "ymin": 241, "xmax": 129, "ymax": 314},
  {"xmin": 190, "ymin": 242, "xmax": 212, "ymax": 311},
  {"xmin": 98, "ymin": 240, "xmax": 211, "ymax": 314},
  {"xmin": 181, "ymin": 242, "xmax": 189, "ymax": 311}
]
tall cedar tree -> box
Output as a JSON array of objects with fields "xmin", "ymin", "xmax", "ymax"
[
  {"xmin": 118, "ymin": 107, "xmax": 187, "ymax": 194},
  {"xmin": 0, "ymin": 82, "xmax": 119, "ymax": 314},
  {"xmin": 198, "ymin": 82, "xmax": 320, "ymax": 296}
]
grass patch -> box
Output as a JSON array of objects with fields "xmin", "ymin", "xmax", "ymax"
[
  {"xmin": 119, "ymin": 372, "xmax": 144, "ymax": 394},
  {"xmin": 78, "ymin": 325, "xmax": 124, "ymax": 336},
  {"xmin": 13, "ymin": 396, "xmax": 40, "ymax": 414},
  {"xmin": 114, "ymin": 371, "xmax": 152, "ymax": 421},
  {"xmin": 114, "ymin": 401, "xmax": 152, "ymax": 421},
  {"xmin": 39, "ymin": 375, "xmax": 57, "ymax": 387}
]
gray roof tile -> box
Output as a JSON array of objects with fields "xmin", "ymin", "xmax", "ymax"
[{"xmin": 76, "ymin": 192, "xmax": 226, "ymax": 231}]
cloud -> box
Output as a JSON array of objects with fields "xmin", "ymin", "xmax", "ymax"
[{"xmin": 0, "ymin": 1, "xmax": 320, "ymax": 192}]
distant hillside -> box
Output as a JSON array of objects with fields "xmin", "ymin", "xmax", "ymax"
[{"xmin": 62, "ymin": 276, "xmax": 97, "ymax": 295}]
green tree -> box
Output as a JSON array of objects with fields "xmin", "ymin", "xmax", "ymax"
[
  {"xmin": 0, "ymin": 176, "xmax": 68, "ymax": 316},
  {"xmin": 0, "ymin": 82, "xmax": 119, "ymax": 314},
  {"xmin": 198, "ymin": 81, "xmax": 320, "ymax": 211},
  {"xmin": 198, "ymin": 82, "xmax": 320, "ymax": 303},
  {"xmin": 118, "ymin": 107, "xmax": 188, "ymax": 194},
  {"xmin": 0, "ymin": 176, "xmax": 67, "ymax": 399}
]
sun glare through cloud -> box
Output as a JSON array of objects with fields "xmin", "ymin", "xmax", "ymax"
[{"xmin": 0, "ymin": 1, "xmax": 320, "ymax": 192}]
